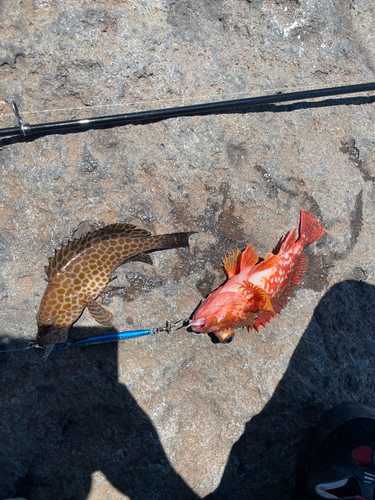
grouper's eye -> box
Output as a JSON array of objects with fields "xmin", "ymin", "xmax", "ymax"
[
  {"xmin": 225, "ymin": 336, "xmax": 233, "ymax": 344},
  {"xmin": 47, "ymin": 322, "xmax": 54, "ymax": 327}
]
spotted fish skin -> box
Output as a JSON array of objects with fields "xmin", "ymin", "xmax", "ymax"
[
  {"xmin": 190, "ymin": 210, "xmax": 324, "ymax": 344},
  {"xmin": 36, "ymin": 223, "xmax": 193, "ymax": 346}
]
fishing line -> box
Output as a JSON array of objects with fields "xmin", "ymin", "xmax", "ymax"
[
  {"xmin": 0, "ymin": 342, "xmax": 44, "ymax": 353},
  {"xmin": 1, "ymin": 81, "xmax": 374, "ymax": 139}
]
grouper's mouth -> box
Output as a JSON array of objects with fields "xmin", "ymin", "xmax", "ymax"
[{"xmin": 37, "ymin": 324, "xmax": 70, "ymax": 346}]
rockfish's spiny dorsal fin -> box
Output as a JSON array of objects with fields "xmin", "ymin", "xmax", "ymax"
[
  {"xmin": 250, "ymin": 254, "xmax": 278, "ymax": 274},
  {"xmin": 239, "ymin": 244, "xmax": 259, "ymax": 272},
  {"xmin": 223, "ymin": 244, "xmax": 259, "ymax": 278},
  {"xmin": 45, "ymin": 223, "xmax": 152, "ymax": 281},
  {"xmin": 223, "ymin": 248, "xmax": 241, "ymax": 278}
]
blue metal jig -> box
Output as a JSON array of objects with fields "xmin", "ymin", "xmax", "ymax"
[
  {"xmin": 53, "ymin": 320, "xmax": 184, "ymax": 354},
  {"xmin": 54, "ymin": 329, "xmax": 152, "ymax": 352}
]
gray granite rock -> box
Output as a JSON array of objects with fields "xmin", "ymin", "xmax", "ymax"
[{"xmin": 0, "ymin": 0, "xmax": 375, "ymax": 498}]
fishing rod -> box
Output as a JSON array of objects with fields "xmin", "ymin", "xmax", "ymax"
[{"xmin": 1, "ymin": 82, "xmax": 374, "ymax": 140}]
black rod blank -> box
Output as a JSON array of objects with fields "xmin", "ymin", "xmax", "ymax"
[{"xmin": 1, "ymin": 82, "xmax": 374, "ymax": 140}]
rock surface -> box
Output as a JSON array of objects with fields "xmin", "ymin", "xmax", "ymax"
[{"xmin": 1, "ymin": 0, "xmax": 375, "ymax": 499}]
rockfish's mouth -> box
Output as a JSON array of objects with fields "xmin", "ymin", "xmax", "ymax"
[{"xmin": 189, "ymin": 318, "xmax": 207, "ymax": 331}]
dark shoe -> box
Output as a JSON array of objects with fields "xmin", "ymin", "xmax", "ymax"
[{"xmin": 296, "ymin": 403, "xmax": 375, "ymax": 500}]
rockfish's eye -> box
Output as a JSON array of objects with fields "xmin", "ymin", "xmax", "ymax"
[{"xmin": 225, "ymin": 336, "xmax": 233, "ymax": 344}]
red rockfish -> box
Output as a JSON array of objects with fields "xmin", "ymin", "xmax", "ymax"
[
  {"xmin": 37, "ymin": 223, "xmax": 193, "ymax": 348},
  {"xmin": 190, "ymin": 210, "xmax": 324, "ymax": 343}
]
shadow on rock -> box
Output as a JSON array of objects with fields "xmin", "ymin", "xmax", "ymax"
[
  {"xmin": 206, "ymin": 280, "xmax": 375, "ymax": 500},
  {"xmin": 2, "ymin": 280, "xmax": 374, "ymax": 500},
  {"xmin": 0, "ymin": 326, "xmax": 198, "ymax": 500}
]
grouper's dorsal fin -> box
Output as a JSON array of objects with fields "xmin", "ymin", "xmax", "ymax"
[{"xmin": 45, "ymin": 223, "xmax": 152, "ymax": 281}]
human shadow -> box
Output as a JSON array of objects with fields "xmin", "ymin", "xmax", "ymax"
[
  {"xmin": 0, "ymin": 326, "xmax": 199, "ymax": 500},
  {"xmin": 206, "ymin": 279, "xmax": 375, "ymax": 500},
  {"xmin": 2, "ymin": 280, "xmax": 374, "ymax": 499}
]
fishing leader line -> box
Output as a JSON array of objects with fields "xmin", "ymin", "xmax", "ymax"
[
  {"xmin": 0, "ymin": 81, "xmax": 374, "ymax": 140},
  {"xmin": 0, "ymin": 342, "xmax": 42, "ymax": 353},
  {"xmin": 0, "ymin": 319, "xmax": 188, "ymax": 356}
]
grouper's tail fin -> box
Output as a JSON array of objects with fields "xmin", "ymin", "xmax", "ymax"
[
  {"xmin": 171, "ymin": 231, "xmax": 196, "ymax": 248},
  {"xmin": 151, "ymin": 232, "xmax": 196, "ymax": 251},
  {"xmin": 299, "ymin": 210, "xmax": 324, "ymax": 249}
]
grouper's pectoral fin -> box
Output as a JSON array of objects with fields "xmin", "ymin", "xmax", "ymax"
[{"xmin": 86, "ymin": 300, "xmax": 114, "ymax": 326}]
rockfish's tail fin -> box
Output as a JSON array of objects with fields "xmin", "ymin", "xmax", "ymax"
[{"xmin": 298, "ymin": 210, "xmax": 324, "ymax": 249}]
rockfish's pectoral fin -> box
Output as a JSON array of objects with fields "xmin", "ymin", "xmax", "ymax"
[
  {"xmin": 241, "ymin": 281, "xmax": 276, "ymax": 317},
  {"xmin": 223, "ymin": 248, "xmax": 241, "ymax": 278},
  {"xmin": 215, "ymin": 328, "xmax": 235, "ymax": 344},
  {"xmin": 86, "ymin": 300, "xmax": 114, "ymax": 326}
]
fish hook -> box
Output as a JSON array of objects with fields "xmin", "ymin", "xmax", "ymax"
[{"xmin": 152, "ymin": 319, "xmax": 188, "ymax": 334}]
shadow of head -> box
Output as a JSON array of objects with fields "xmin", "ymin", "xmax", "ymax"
[
  {"xmin": 207, "ymin": 280, "xmax": 375, "ymax": 500},
  {"xmin": 0, "ymin": 325, "xmax": 198, "ymax": 500}
]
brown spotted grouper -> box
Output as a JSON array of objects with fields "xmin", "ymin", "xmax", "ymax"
[{"xmin": 37, "ymin": 223, "xmax": 193, "ymax": 347}]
